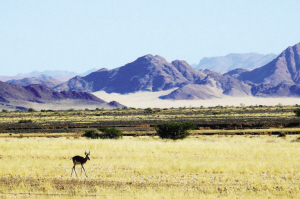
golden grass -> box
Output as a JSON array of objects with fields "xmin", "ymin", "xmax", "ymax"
[{"xmin": 1, "ymin": 135, "xmax": 300, "ymax": 198}]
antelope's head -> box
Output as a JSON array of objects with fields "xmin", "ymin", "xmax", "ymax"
[{"xmin": 85, "ymin": 151, "xmax": 91, "ymax": 160}]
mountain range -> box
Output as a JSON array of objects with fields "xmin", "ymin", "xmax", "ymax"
[
  {"xmin": 2, "ymin": 42, "xmax": 300, "ymax": 107},
  {"xmin": 51, "ymin": 42, "xmax": 300, "ymax": 100},
  {"xmin": 54, "ymin": 55, "xmax": 207, "ymax": 94},
  {"xmin": 0, "ymin": 81, "xmax": 124, "ymax": 110}
]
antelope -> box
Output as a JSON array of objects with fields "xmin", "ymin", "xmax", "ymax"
[{"xmin": 70, "ymin": 151, "xmax": 90, "ymax": 177}]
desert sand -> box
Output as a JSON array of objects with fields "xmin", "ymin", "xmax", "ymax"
[{"xmin": 93, "ymin": 89, "xmax": 300, "ymax": 108}]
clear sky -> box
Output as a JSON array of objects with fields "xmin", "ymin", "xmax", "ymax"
[{"xmin": 1, "ymin": 0, "xmax": 300, "ymax": 76}]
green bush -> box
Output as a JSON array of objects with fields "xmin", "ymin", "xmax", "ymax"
[
  {"xmin": 82, "ymin": 129, "xmax": 100, "ymax": 139},
  {"xmin": 28, "ymin": 108, "xmax": 35, "ymax": 112},
  {"xmin": 18, "ymin": 119, "xmax": 33, "ymax": 123},
  {"xmin": 294, "ymin": 108, "xmax": 300, "ymax": 117},
  {"xmin": 155, "ymin": 122, "xmax": 196, "ymax": 140},
  {"xmin": 83, "ymin": 128, "xmax": 123, "ymax": 139},
  {"xmin": 278, "ymin": 132, "xmax": 286, "ymax": 137},
  {"xmin": 144, "ymin": 108, "xmax": 153, "ymax": 114},
  {"xmin": 98, "ymin": 127, "xmax": 123, "ymax": 139}
]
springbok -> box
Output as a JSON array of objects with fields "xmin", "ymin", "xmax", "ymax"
[{"xmin": 70, "ymin": 151, "xmax": 90, "ymax": 177}]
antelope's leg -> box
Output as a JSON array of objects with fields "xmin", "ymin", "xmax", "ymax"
[
  {"xmin": 81, "ymin": 165, "xmax": 87, "ymax": 177},
  {"xmin": 71, "ymin": 165, "xmax": 74, "ymax": 176},
  {"xmin": 72, "ymin": 165, "xmax": 78, "ymax": 177}
]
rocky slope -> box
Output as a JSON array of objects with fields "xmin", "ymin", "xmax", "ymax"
[
  {"xmin": 54, "ymin": 54, "xmax": 207, "ymax": 94},
  {"xmin": 238, "ymin": 43, "xmax": 300, "ymax": 85},
  {"xmin": 0, "ymin": 81, "xmax": 124, "ymax": 110},
  {"xmin": 161, "ymin": 70, "xmax": 252, "ymax": 100}
]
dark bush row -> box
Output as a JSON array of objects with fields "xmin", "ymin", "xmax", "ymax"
[{"xmin": 83, "ymin": 127, "xmax": 123, "ymax": 139}]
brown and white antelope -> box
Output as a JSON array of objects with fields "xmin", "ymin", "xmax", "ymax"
[{"xmin": 70, "ymin": 151, "xmax": 90, "ymax": 177}]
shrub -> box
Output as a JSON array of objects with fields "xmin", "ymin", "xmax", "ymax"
[
  {"xmin": 155, "ymin": 122, "xmax": 196, "ymax": 140},
  {"xmin": 18, "ymin": 119, "xmax": 33, "ymax": 123},
  {"xmin": 294, "ymin": 108, "xmax": 300, "ymax": 117},
  {"xmin": 144, "ymin": 108, "xmax": 153, "ymax": 114},
  {"xmin": 82, "ymin": 129, "xmax": 100, "ymax": 139},
  {"xmin": 98, "ymin": 127, "xmax": 123, "ymax": 139},
  {"xmin": 83, "ymin": 128, "xmax": 123, "ymax": 139},
  {"xmin": 28, "ymin": 108, "xmax": 35, "ymax": 112},
  {"xmin": 278, "ymin": 132, "xmax": 286, "ymax": 137}
]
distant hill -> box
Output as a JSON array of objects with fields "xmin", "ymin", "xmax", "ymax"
[
  {"xmin": 195, "ymin": 53, "xmax": 277, "ymax": 72},
  {"xmin": 0, "ymin": 81, "xmax": 124, "ymax": 110},
  {"xmin": 160, "ymin": 70, "xmax": 252, "ymax": 100},
  {"xmin": 17, "ymin": 70, "xmax": 78, "ymax": 77},
  {"xmin": 16, "ymin": 68, "xmax": 98, "ymax": 77},
  {"xmin": 7, "ymin": 75, "xmax": 61, "ymax": 88},
  {"xmin": 54, "ymin": 54, "xmax": 207, "ymax": 94},
  {"xmin": 238, "ymin": 43, "xmax": 300, "ymax": 85}
]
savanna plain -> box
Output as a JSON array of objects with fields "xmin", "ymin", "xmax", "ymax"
[{"xmin": 1, "ymin": 105, "xmax": 300, "ymax": 198}]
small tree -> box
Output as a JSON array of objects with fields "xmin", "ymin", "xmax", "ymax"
[
  {"xmin": 28, "ymin": 108, "xmax": 35, "ymax": 112},
  {"xmin": 155, "ymin": 122, "xmax": 196, "ymax": 140},
  {"xmin": 82, "ymin": 129, "xmax": 100, "ymax": 139},
  {"xmin": 144, "ymin": 108, "xmax": 153, "ymax": 114},
  {"xmin": 98, "ymin": 127, "xmax": 123, "ymax": 139},
  {"xmin": 294, "ymin": 108, "xmax": 300, "ymax": 117}
]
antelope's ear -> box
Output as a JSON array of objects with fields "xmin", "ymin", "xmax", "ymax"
[
  {"xmin": 85, "ymin": 151, "xmax": 87, "ymax": 155},
  {"xmin": 88, "ymin": 151, "xmax": 90, "ymax": 155}
]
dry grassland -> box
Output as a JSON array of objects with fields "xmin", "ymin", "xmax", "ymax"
[{"xmin": 1, "ymin": 135, "xmax": 300, "ymax": 198}]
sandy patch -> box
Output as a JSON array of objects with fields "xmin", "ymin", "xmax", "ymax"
[{"xmin": 93, "ymin": 89, "xmax": 300, "ymax": 108}]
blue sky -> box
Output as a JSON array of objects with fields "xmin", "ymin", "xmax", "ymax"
[{"xmin": 1, "ymin": 0, "xmax": 300, "ymax": 76}]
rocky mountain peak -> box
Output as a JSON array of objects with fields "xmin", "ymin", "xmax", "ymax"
[{"xmin": 238, "ymin": 42, "xmax": 300, "ymax": 85}]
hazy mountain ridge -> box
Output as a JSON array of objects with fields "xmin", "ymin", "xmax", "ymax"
[
  {"xmin": 16, "ymin": 68, "xmax": 98, "ymax": 77},
  {"xmin": 53, "ymin": 43, "xmax": 300, "ymax": 100},
  {"xmin": 7, "ymin": 75, "xmax": 61, "ymax": 88},
  {"xmin": 3, "ymin": 43, "xmax": 300, "ymax": 102},
  {"xmin": 195, "ymin": 53, "xmax": 277, "ymax": 72},
  {"xmin": 163, "ymin": 43, "xmax": 300, "ymax": 99},
  {"xmin": 0, "ymin": 81, "xmax": 124, "ymax": 110}
]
